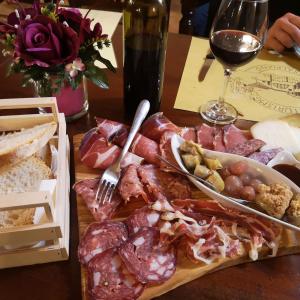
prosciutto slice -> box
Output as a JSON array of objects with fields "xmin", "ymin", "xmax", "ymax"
[
  {"xmin": 140, "ymin": 112, "xmax": 181, "ymax": 142},
  {"xmin": 196, "ymin": 124, "xmax": 215, "ymax": 149},
  {"xmin": 95, "ymin": 117, "xmax": 127, "ymax": 139},
  {"xmin": 137, "ymin": 165, "xmax": 191, "ymax": 201},
  {"xmin": 223, "ymin": 124, "xmax": 249, "ymax": 150},
  {"xmin": 113, "ymin": 128, "xmax": 160, "ymax": 165},
  {"xmin": 74, "ymin": 178, "xmax": 121, "ymax": 222},
  {"xmin": 213, "ymin": 127, "xmax": 226, "ymax": 152},
  {"xmin": 81, "ymin": 136, "xmax": 121, "ymax": 169},
  {"xmin": 180, "ymin": 127, "xmax": 197, "ymax": 142}
]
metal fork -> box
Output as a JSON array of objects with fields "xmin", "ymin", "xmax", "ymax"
[{"xmin": 95, "ymin": 100, "xmax": 150, "ymax": 204}]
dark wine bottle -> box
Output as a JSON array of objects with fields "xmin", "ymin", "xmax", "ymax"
[{"xmin": 123, "ymin": 0, "xmax": 168, "ymax": 120}]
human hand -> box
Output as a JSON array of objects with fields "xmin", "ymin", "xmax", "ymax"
[{"xmin": 265, "ymin": 13, "xmax": 300, "ymax": 52}]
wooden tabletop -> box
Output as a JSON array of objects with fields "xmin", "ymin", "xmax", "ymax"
[{"xmin": 0, "ymin": 25, "xmax": 299, "ymax": 300}]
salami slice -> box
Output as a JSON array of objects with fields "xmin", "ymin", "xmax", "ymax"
[
  {"xmin": 227, "ymin": 139, "xmax": 265, "ymax": 156},
  {"xmin": 119, "ymin": 227, "xmax": 176, "ymax": 284},
  {"xmin": 87, "ymin": 249, "xmax": 144, "ymax": 300},
  {"xmin": 126, "ymin": 207, "xmax": 160, "ymax": 235},
  {"xmin": 73, "ymin": 178, "xmax": 121, "ymax": 222},
  {"xmin": 78, "ymin": 221, "xmax": 128, "ymax": 265},
  {"xmin": 248, "ymin": 148, "xmax": 283, "ymax": 165}
]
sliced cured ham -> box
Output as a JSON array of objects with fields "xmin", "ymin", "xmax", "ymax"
[
  {"xmin": 138, "ymin": 164, "xmax": 191, "ymax": 201},
  {"xmin": 95, "ymin": 117, "xmax": 127, "ymax": 139},
  {"xmin": 113, "ymin": 128, "xmax": 160, "ymax": 165},
  {"xmin": 213, "ymin": 127, "xmax": 226, "ymax": 152},
  {"xmin": 119, "ymin": 227, "xmax": 176, "ymax": 284},
  {"xmin": 180, "ymin": 127, "xmax": 197, "ymax": 142},
  {"xmin": 87, "ymin": 249, "xmax": 145, "ymax": 300},
  {"xmin": 248, "ymin": 148, "xmax": 283, "ymax": 165},
  {"xmin": 159, "ymin": 130, "xmax": 178, "ymax": 172},
  {"xmin": 79, "ymin": 127, "xmax": 100, "ymax": 158},
  {"xmin": 140, "ymin": 112, "xmax": 181, "ymax": 142},
  {"xmin": 81, "ymin": 136, "xmax": 121, "ymax": 169},
  {"xmin": 126, "ymin": 206, "xmax": 160, "ymax": 235},
  {"xmin": 74, "ymin": 178, "xmax": 121, "ymax": 222},
  {"xmin": 118, "ymin": 165, "xmax": 149, "ymax": 203},
  {"xmin": 227, "ymin": 139, "xmax": 265, "ymax": 156},
  {"xmin": 78, "ymin": 221, "xmax": 128, "ymax": 265},
  {"xmin": 223, "ymin": 124, "xmax": 249, "ymax": 150},
  {"xmin": 196, "ymin": 124, "xmax": 215, "ymax": 149}
]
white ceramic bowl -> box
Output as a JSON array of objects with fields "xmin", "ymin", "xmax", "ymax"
[{"xmin": 171, "ymin": 134, "xmax": 300, "ymax": 232}]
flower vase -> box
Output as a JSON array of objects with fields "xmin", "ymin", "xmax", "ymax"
[{"xmin": 33, "ymin": 77, "xmax": 89, "ymax": 122}]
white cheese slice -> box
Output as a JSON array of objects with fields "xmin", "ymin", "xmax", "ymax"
[{"xmin": 251, "ymin": 120, "xmax": 300, "ymax": 154}]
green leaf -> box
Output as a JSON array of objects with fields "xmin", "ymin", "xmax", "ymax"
[{"xmin": 85, "ymin": 63, "xmax": 109, "ymax": 89}]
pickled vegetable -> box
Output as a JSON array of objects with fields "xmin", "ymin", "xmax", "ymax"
[
  {"xmin": 182, "ymin": 154, "xmax": 201, "ymax": 170},
  {"xmin": 206, "ymin": 171, "xmax": 225, "ymax": 192},
  {"xmin": 204, "ymin": 157, "xmax": 223, "ymax": 170},
  {"xmin": 194, "ymin": 164, "xmax": 212, "ymax": 179}
]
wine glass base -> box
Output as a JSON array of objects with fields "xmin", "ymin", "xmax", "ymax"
[{"xmin": 200, "ymin": 100, "xmax": 238, "ymax": 125}]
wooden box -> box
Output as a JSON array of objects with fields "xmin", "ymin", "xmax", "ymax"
[{"xmin": 0, "ymin": 97, "xmax": 70, "ymax": 269}]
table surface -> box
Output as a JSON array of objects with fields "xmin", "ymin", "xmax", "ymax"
[{"xmin": 0, "ymin": 25, "xmax": 299, "ymax": 300}]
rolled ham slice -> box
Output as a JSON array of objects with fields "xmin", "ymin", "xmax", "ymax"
[{"xmin": 140, "ymin": 112, "xmax": 181, "ymax": 142}]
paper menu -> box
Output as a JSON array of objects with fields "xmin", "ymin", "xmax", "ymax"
[
  {"xmin": 79, "ymin": 9, "xmax": 122, "ymax": 68},
  {"xmin": 174, "ymin": 37, "xmax": 300, "ymax": 122}
]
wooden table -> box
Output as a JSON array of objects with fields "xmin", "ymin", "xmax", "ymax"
[{"xmin": 0, "ymin": 25, "xmax": 299, "ymax": 300}]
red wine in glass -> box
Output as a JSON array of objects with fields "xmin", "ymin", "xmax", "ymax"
[{"xmin": 200, "ymin": 0, "xmax": 268, "ymax": 125}]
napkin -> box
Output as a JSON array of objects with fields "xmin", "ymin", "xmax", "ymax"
[{"xmin": 174, "ymin": 37, "xmax": 300, "ymax": 122}]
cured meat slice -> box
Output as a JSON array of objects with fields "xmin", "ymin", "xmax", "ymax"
[
  {"xmin": 74, "ymin": 178, "xmax": 121, "ymax": 222},
  {"xmin": 196, "ymin": 124, "xmax": 215, "ymax": 149},
  {"xmin": 113, "ymin": 128, "xmax": 160, "ymax": 165},
  {"xmin": 119, "ymin": 227, "xmax": 176, "ymax": 284},
  {"xmin": 80, "ymin": 136, "xmax": 121, "ymax": 169},
  {"xmin": 248, "ymin": 148, "xmax": 283, "ymax": 165},
  {"xmin": 118, "ymin": 165, "xmax": 149, "ymax": 203},
  {"xmin": 78, "ymin": 221, "xmax": 128, "ymax": 265},
  {"xmin": 95, "ymin": 117, "xmax": 127, "ymax": 139},
  {"xmin": 126, "ymin": 206, "xmax": 160, "ymax": 235},
  {"xmin": 227, "ymin": 139, "xmax": 265, "ymax": 156},
  {"xmin": 180, "ymin": 127, "xmax": 197, "ymax": 142},
  {"xmin": 159, "ymin": 130, "xmax": 178, "ymax": 172},
  {"xmin": 140, "ymin": 112, "xmax": 180, "ymax": 142},
  {"xmin": 223, "ymin": 124, "xmax": 249, "ymax": 150},
  {"xmin": 87, "ymin": 249, "xmax": 144, "ymax": 300},
  {"xmin": 80, "ymin": 128, "xmax": 100, "ymax": 158},
  {"xmin": 137, "ymin": 164, "xmax": 191, "ymax": 201},
  {"xmin": 213, "ymin": 127, "xmax": 226, "ymax": 152}
]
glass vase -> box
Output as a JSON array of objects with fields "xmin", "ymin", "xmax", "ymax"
[{"xmin": 33, "ymin": 76, "xmax": 89, "ymax": 122}]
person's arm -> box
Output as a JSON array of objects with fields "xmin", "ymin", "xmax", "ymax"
[{"xmin": 265, "ymin": 13, "xmax": 300, "ymax": 52}]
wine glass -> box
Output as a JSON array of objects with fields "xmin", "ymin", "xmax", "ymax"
[{"xmin": 200, "ymin": 0, "xmax": 268, "ymax": 124}]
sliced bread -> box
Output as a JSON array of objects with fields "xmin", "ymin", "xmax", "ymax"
[
  {"xmin": 0, "ymin": 122, "xmax": 57, "ymax": 165},
  {"xmin": 0, "ymin": 156, "xmax": 51, "ymax": 228}
]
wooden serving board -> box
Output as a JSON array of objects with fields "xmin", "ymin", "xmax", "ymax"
[{"xmin": 73, "ymin": 134, "xmax": 300, "ymax": 300}]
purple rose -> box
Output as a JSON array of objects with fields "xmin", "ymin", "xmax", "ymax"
[
  {"xmin": 58, "ymin": 8, "xmax": 82, "ymax": 33},
  {"xmin": 15, "ymin": 15, "xmax": 79, "ymax": 67}
]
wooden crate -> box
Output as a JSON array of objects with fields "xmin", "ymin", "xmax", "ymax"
[{"xmin": 0, "ymin": 97, "xmax": 70, "ymax": 269}]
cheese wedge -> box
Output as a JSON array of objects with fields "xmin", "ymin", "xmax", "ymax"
[{"xmin": 250, "ymin": 120, "xmax": 300, "ymax": 156}]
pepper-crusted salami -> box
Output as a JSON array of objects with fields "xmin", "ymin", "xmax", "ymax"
[
  {"xmin": 126, "ymin": 207, "xmax": 160, "ymax": 235},
  {"xmin": 78, "ymin": 221, "xmax": 128, "ymax": 265},
  {"xmin": 119, "ymin": 227, "xmax": 176, "ymax": 284},
  {"xmin": 87, "ymin": 249, "xmax": 145, "ymax": 300}
]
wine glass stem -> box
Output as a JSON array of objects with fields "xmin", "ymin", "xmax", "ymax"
[{"xmin": 217, "ymin": 68, "xmax": 232, "ymax": 112}]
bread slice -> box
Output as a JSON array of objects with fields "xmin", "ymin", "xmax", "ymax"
[
  {"xmin": 0, "ymin": 122, "xmax": 56, "ymax": 165},
  {"xmin": 0, "ymin": 156, "xmax": 51, "ymax": 228}
]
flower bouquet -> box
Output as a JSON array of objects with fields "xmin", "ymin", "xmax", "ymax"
[{"xmin": 0, "ymin": 0, "xmax": 115, "ymax": 119}]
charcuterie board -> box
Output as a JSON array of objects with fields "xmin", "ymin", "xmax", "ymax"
[{"xmin": 73, "ymin": 134, "xmax": 300, "ymax": 300}]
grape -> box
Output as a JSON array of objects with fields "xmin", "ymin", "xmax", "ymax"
[
  {"xmin": 239, "ymin": 173, "xmax": 252, "ymax": 185},
  {"xmin": 224, "ymin": 175, "xmax": 243, "ymax": 197},
  {"xmin": 249, "ymin": 178, "xmax": 263, "ymax": 192},
  {"xmin": 240, "ymin": 186, "xmax": 256, "ymax": 201},
  {"xmin": 219, "ymin": 167, "xmax": 231, "ymax": 179},
  {"xmin": 228, "ymin": 161, "xmax": 248, "ymax": 176}
]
